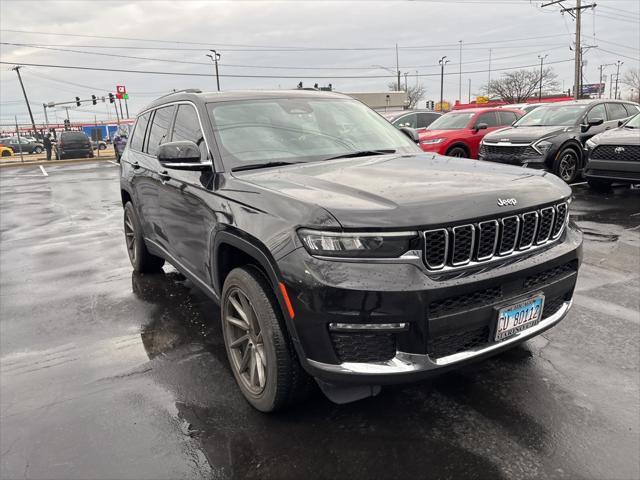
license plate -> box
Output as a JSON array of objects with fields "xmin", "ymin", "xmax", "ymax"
[{"xmin": 495, "ymin": 295, "xmax": 545, "ymax": 341}]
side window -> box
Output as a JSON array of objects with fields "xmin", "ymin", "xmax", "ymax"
[
  {"xmin": 171, "ymin": 104, "xmax": 207, "ymax": 160},
  {"xmin": 393, "ymin": 113, "xmax": 417, "ymax": 129},
  {"xmin": 129, "ymin": 112, "xmax": 150, "ymax": 152},
  {"xmin": 146, "ymin": 105, "xmax": 176, "ymax": 156},
  {"xmin": 623, "ymin": 104, "xmax": 639, "ymax": 116},
  {"xmin": 606, "ymin": 103, "xmax": 629, "ymax": 121},
  {"xmin": 587, "ymin": 104, "xmax": 607, "ymax": 122},
  {"xmin": 498, "ymin": 111, "xmax": 518, "ymax": 125},
  {"xmin": 475, "ymin": 112, "xmax": 499, "ymax": 127},
  {"xmin": 417, "ymin": 113, "xmax": 437, "ymax": 128}
]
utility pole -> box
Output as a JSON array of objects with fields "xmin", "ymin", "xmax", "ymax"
[
  {"xmin": 598, "ymin": 64, "xmax": 613, "ymax": 98},
  {"xmin": 487, "ymin": 48, "xmax": 492, "ymax": 96},
  {"xmin": 439, "ymin": 56, "xmax": 449, "ymax": 111},
  {"xmin": 468, "ymin": 78, "xmax": 471, "ymax": 103},
  {"xmin": 206, "ymin": 49, "xmax": 222, "ymax": 91},
  {"xmin": 124, "ymin": 97, "xmax": 130, "ymax": 119},
  {"xmin": 64, "ymin": 107, "xmax": 70, "ymax": 121},
  {"xmin": 42, "ymin": 104, "xmax": 49, "ymax": 132},
  {"xmin": 404, "ymin": 72, "xmax": 408, "ymax": 92},
  {"xmin": 395, "ymin": 43, "xmax": 401, "ymax": 91},
  {"xmin": 538, "ymin": 54, "xmax": 548, "ymax": 101},
  {"xmin": 12, "ymin": 66, "xmax": 37, "ymax": 136},
  {"xmin": 458, "ymin": 40, "xmax": 463, "ymax": 103},
  {"xmin": 614, "ymin": 60, "xmax": 623, "ymax": 99}
]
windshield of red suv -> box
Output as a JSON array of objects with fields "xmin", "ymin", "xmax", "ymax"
[
  {"xmin": 515, "ymin": 104, "xmax": 587, "ymax": 127},
  {"xmin": 207, "ymin": 97, "xmax": 419, "ymax": 169},
  {"xmin": 426, "ymin": 112, "xmax": 475, "ymax": 130}
]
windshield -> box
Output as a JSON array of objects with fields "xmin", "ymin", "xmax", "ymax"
[
  {"xmin": 207, "ymin": 97, "xmax": 419, "ymax": 170},
  {"xmin": 427, "ymin": 112, "xmax": 475, "ymax": 130},
  {"xmin": 515, "ymin": 105, "xmax": 587, "ymax": 127},
  {"xmin": 624, "ymin": 113, "xmax": 640, "ymax": 128}
]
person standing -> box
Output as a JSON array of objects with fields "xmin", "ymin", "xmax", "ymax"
[{"xmin": 43, "ymin": 133, "xmax": 52, "ymax": 161}]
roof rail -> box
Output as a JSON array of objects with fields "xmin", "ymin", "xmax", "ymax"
[{"xmin": 155, "ymin": 88, "xmax": 202, "ymax": 100}]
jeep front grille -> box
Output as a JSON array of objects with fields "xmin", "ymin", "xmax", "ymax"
[{"xmin": 422, "ymin": 202, "xmax": 568, "ymax": 271}]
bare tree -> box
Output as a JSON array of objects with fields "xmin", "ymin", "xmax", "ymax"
[
  {"xmin": 482, "ymin": 68, "xmax": 559, "ymax": 103},
  {"xmin": 388, "ymin": 81, "xmax": 427, "ymax": 109},
  {"xmin": 622, "ymin": 68, "xmax": 640, "ymax": 103}
]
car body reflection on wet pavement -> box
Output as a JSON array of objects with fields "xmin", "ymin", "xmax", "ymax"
[{"xmin": 1, "ymin": 163, "xmax": 638, "ymax": 480}]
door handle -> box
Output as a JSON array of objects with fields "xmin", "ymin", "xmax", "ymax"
[{"xmin": 159, "ymin": 171, "xmax": 171, "ymax": 183}]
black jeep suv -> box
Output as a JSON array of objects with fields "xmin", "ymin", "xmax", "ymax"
[
  {"xmin": 479, "ymin": 100, "xmax": 639, "ymax": 183},
  {"xmin": 120, "ymin": 89, "xmax": 582, "ymax": 412}
]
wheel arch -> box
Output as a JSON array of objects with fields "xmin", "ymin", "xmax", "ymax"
[
  {"xmin": 551, "ymin": 139, "xmax": 584, "ymax": 168},
  {"xmin": 445, "ymin": 142, "xmax": 470, "ymax": 157}
]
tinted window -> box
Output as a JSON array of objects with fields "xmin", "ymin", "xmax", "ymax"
[
  {"xmin": 129, "ymin": 112, "xmax": 150, "ymax": 152},
  {"xmin": 61, "ymin": 132, "xmax": 88, "ymax": 141},
  {"xmin": 498, "ymin": 111, "xmax": 518, "ymax": 125},
  {"xmin": 587, "ymin": 104, "xmax": 607, "ymax": 122},
  {"xmin": 623, "ymin": 104, "xmax": 640, "ymax": 116},
  {"xmin": 516, "ymin": 105, "xmax": 587, "ymax": 127},
  {"xmin": 146, "ymin": 106, "xmax": 175, "ymax": 156},
  {"xmin": 393, "ymin": 113, "xmax": 417, "ymax": 128},
  {"xmin": 475, "ymin": 111, "xmax": 499, "ymax": 127},
  {"xmin": 607, "ymin": 103, "xmax": 630, "ymax": 120},
  {"xmin": 171, "ymin": 104, "xmax": 206, "ymax": 160},
  {"xmin": 417, "ymin": 112, "xmax": 439, "ymax": 128}
]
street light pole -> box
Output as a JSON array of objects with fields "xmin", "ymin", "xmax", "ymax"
[
  {"xmin": 207, "ymin": 49, "xmax": 222, "ymax": 91},
  {"xmin": 487, "ymin": 48, "xmax": 492, "ymax": 96},
  {"xmin": 538, "ymin": 54, "xmax": 548, "ymax": 101},
  {"xmin": 614, "ymin": 60, "xmax": 623, "ymax": 99},
  {"xmin": 439, "ymin": 56, "xmax": 449, "ymax": 111},
  {"xmin": 12, "ymin": 66, "xmax": 38, "ymax": 136},
  {"xmin": 396, "ymin": 43, "xmax": 401, "ymax": 91},
  {"xmin": 458, "ymin": 40, "xmax": 463, "ymax": 103}
]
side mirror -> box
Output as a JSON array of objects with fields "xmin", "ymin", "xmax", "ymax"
[
  {"xmin": 581, "ymin": 117, "xmax": 604, "ymax": 132},
  {"xmin": 157, "ymin": 141, "xmax": 209, "ymax": 170},
  {"xmin": 473, "ymin": 123, "xmax": 488, "ymax": 133},
  {"xmin": 618, "ymin": 119, "xmax": 625, "ymax": 127},
  {"xmin": 399, "ymin": 126, "xmax": 420, "ymax": 143}
]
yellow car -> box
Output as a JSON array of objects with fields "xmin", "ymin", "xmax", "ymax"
[{"xmin": 0, "ymin": 145, "xmax": 14, "ymax": 157}]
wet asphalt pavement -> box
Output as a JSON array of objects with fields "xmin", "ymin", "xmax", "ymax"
[{"xmin": 1, "ymin": 161, "xmax": 639, "ymax": 480}]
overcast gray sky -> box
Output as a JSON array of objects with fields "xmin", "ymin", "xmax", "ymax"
[{"xmin": 1, "ymin": 0, "xmax": 638, "ymax": 126}]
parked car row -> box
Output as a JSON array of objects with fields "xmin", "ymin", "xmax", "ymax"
[
  {"xmin": 0, "ymin": 136, "xmax": 44, "ymax": 154},
  {"xmin": 387, "ymin": 99, "xmax": 639, "ymax": 187}
]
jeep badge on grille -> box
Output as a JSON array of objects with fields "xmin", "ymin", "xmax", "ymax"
[{"xmin": 497, "ymin": 198, "xmax": 517, "ymax": 206}]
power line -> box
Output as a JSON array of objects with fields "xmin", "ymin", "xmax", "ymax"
[
  {"xmin": 0, "ymin": 58, "xmax": 574, "ymax": 80},
  {"xmin": 595, "ymin": 47, "xmax": 640, "ymax": 61}
]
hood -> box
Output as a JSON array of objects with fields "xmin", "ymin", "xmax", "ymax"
[
  {"xmin": 235, "ymin": 153, "xmax": 570, "ymax": 229},
  {"xmin": 591, "ymin": 127, "xmax": 640, "ymax": 146},
  {"xmin": 483, "ymin": 125, "xmax": 573, "ymax": 144}
]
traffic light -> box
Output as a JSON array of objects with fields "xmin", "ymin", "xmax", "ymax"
[
  {"xmin": 64, "ymin": 119, "xmax": 71, "ymax": 130},
  {"xmin": 75, "ymin": 97, "xmax": 81, "ymax": 107},
  {"xmin": 108, "ymin": 93, "xmax": 115, "ymax": 103},
  {"xmin": 91, "ymin": 95, "xmax": 97, "ymax": 105}
]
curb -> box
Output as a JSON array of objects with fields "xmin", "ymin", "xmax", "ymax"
[{"xmin": 0, "ymin": 156, "xmax": 117, "ymax": 169}]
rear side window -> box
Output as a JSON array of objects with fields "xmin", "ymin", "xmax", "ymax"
[
  {"xmin": 146, "ymin": 106, "xmax": 176, "ymax": 156},
  {"xmin": 623, "ymin": 104, "xmax": 640, "ymax": 116},
  {"xmin": 171, "ymin": 104, "xmax": 207, "ymax": 160},
  {"xmin": 393, "ymin": 113, "xmax": 417, "ymax": 128},
  {"xmin": 61, "ymin": 132, "xmax": 88, "ymax": 141},
  {"xmin": 475, "ymin": 111, "xmax": 499, "ymax": 127},
  {"xmin": 498, "ymin": 111, "xmax": 518, "ymax": 125},
  {"xmin": 129, "ymin": 113, "xmax": 150, "ymax": 152},
  {"xmin": 606, "ymin": 103, "xmax": 630, "ymax": 120}
]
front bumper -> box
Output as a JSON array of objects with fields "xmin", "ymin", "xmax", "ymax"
[
  {"xmin": 584, "ymin": 157, "xmax": 640, "ymax": 183},
  {"xmin": 478, "ymin": 144, "xmax": 549, "ymax": 169},
  {"xmin": 278, "ymin": 223, "xmax": 582, "ymax": 385}
]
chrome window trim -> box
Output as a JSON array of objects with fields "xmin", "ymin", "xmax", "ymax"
[
  {"xmin": 422, "ymin": 228, "xmax": 449, "ymax": 270},
  {"xmin": 518, "ymin": 211, "xmax": 539, "ymax": 250},
  {"xmin": 451, "ymin": 224, "xmax": 475, "ymax": 266},
  {"xmin": 536, "ymin": 207, "xmax": 556, "ymax": 244},
  {"xmin": 498, "ymin": 215, "xmax": 520, "ymax": 255},
  {"xmin": 476, "ymin": 220, "xmax": 499, "ymax": 261}
]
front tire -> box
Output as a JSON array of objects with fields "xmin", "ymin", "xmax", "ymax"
[
  {"xmin": 553, "ymin": 147, "xmax": 580, "ymax": 183},
  {"xmin": 221, "ymin": 266, "xmax": 312, "ymax": 412},
  {"xmin": 123, "ymin": 202, "xmax": 165, "ymax": 273},
  {"xmin": 34, "ymin": 146, "xmax": 43, "ymax": 154},
  {"xmin": 446, "ymin": 146, "xmax": 468, "ymax": 158}
]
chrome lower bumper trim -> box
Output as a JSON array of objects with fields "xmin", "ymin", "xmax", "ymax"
[{"xmin": 308, "ymin": 300, "xmax": 572, "ymax": 376}]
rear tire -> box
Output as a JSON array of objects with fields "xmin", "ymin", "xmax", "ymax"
[
  {"xmin": 123, "ymin": 202, "xmax": 165, "ymax": 273},
  {"xmin": 587, "ymin": 178, "xmax": 612, "ymax": 192},
  {"xmin": 34, "ymin": 146, "xmax": 43, "ymax": 154},
  {"xmin": 221, "ymin": 266, "xmax": 312, "ymax": 412},
  {"xmin": 446, "ymin": 146, "xmax": 468, "ymax": 158},
  {"xmin": 553, "ymin": 147, "xmax": 580, "ymax": 183}
]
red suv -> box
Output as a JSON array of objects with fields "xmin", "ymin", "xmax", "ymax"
[{"xmin": 418, "ymin": 107, "xmax": 523, "ymax": 158}]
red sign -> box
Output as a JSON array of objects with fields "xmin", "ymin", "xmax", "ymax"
[{"xmin": 116, "ymin": 85, "xmax": 127, "ymax": 94}]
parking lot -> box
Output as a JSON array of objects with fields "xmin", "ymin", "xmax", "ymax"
[{"xmin": 0, "ymin": 162, "xmax": 638, "ymax": 480}]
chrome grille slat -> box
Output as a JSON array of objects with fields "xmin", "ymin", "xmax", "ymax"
[{"xmin": 422, "ymin": 202, "xmax": 568, "ymax": 272}]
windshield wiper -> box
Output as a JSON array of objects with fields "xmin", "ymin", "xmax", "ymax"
[
  {"xmin": 322, "ymin": 149, "xmax": 396, "ymax": 161},
  {"xmin": 232, "ymin": 161, "xmax": 298, "ymax": 172}
]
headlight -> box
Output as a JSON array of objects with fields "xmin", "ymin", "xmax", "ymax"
[
  {"xmin": 532, "ymin": 140, "xmax": 553, "ymax": 155},
  {"xmin": 586, "ymin": 138, "xmax": 597, "ymax": 149},
  {"xmin": 298, "ymin": 229, "xmax": 417, "ymax": 258},
  {"xmin": 420, "ymin": 138, "xmax": 444, "ymax": 145}
]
